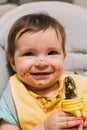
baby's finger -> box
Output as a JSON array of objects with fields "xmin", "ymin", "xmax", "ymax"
[
  {"xmin": 84, "ymin": 120, "xmax": 87, "ymax": 128},
  {"xmin": 58, "ymin": 120, "xmax": 82, "ymax": 128},
  {"xmin": 78, "ymin": 119, "xmax": 83, "ymax": 130},
  {"xmin": 56, "ymin": 111, "xmax": 72, "ymax": 116},
  {"xmin": 56, "ymin": 114, "xmax": 82, "ymax": 122},
  {"xmin": 61, "ymin": 127, "xmax": 78, "ymax": 130}
]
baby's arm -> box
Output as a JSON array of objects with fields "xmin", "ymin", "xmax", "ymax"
[
  {"xmin": 0, "ymin": 120, "xmax": 20, "ymax": 130},
  {"xmin": 0, "ymin": 96, "xmax": 20, "ymax": 130}
]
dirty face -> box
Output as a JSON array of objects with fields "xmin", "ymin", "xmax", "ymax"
[{"xmin": 9, "ymin": 27, "xmax": 65, "ymax": 91}]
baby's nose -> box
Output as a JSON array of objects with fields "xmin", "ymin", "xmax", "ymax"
[{"xmin": 35, "ymin": 59, "xmax": 49, "ymax": 69}]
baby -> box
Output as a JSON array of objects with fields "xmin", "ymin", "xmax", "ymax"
[{"xmin": 0, "ymin": 13, "xmax": 87, "ymax": 130}]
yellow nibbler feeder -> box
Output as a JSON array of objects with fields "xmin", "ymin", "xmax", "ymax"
[{"xmin": 62, "ymin": 76, "xmax": 87, "ymax": 120}]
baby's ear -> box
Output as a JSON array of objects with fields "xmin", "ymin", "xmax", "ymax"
[
  {"xmin": 7, "ymin": 53, "xmax": 16, "ymax": 72},
  {"xmin": 64, "ymin": 52, "xmax": 67, "ymax": 58}
]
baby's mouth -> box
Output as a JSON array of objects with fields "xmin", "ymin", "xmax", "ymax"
[
  {"xmin": 30, "ymin": 71, "xmax": 53, "ymax": 80},
  {"xmin": 30, "ymin": 72, "xmax": 52, "ymax": 76}
]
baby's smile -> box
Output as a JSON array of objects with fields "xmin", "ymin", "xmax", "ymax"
[{"xmin": 30, "ymin": 71, "xmax": 52, "ymax": 79}]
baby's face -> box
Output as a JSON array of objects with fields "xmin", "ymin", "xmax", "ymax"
[{"xmin": 10, "ymin": 27, "xmax": 65, "ymax": 91}]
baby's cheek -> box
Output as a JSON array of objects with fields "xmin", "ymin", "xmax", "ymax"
[
  {"xmin": 18, "ymin": 72, "xmax": 30, "ymax": 83},
  {"xmin": 52, "ymin": 59, "xmax": 63, "ymax": 68},
  {"xmin": 18, "ymin": 65, "xmax": 29, "ymax": 77},
  {"xmin": 55, "ymin": 63, "xmax": 64, "ymax": 71}
]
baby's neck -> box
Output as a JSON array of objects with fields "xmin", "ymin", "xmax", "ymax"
[{"xmin": 33, "ymin": 82, "xmax": 59, "ymax": 97}]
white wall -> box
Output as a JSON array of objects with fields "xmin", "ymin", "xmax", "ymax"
[{"xmin": 73, "ymin": 0, "xmax": 87, "ymax": 9}]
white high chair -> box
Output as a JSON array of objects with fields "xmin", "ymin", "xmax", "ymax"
[{"xmin": 0, "ymin": 1, "xmax": 87, "ymax": 96}]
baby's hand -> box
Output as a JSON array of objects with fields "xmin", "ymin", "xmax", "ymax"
[{"xmin": 44, "ymin": 111, "xmax": 83, "ymax": 130}]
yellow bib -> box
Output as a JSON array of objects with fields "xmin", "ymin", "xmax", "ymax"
[{"xmin": 10, "ymin": 74, "xmax": 65, "ymax": 130}]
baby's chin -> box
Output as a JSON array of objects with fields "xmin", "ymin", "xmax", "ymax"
[
  {"xmin": 23, "ymin": 80, "xmax": 48, "ymax": 89},
  {"xmin": 31, "ymin": 81, "xmax": 53, "ymax": 91}
]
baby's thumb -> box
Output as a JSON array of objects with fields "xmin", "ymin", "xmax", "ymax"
[{"xmin": 78, "ymin": 119, "xmax": 83, "ymax": 130}]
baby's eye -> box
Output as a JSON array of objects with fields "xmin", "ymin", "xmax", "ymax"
[
  {"xmin": 48, "ymin": 51, "xmax": 58, "ymax": 55},
  {"xmin": 24, "ymin": 52, "xmax": 34, "ymax": 56}
]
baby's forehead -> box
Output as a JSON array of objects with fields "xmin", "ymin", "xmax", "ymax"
[{"xmin": 15, "ymin": 26, "xmax": 60, "ymax": 40}]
